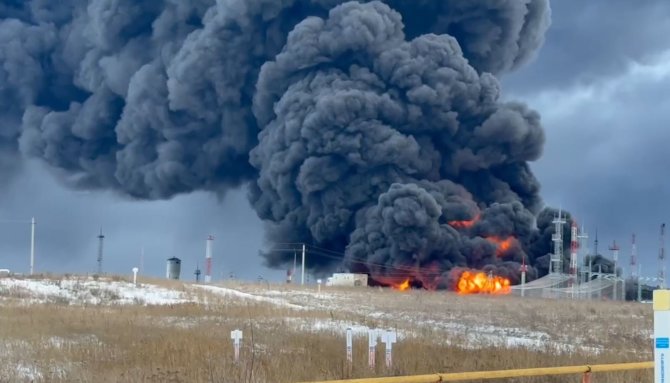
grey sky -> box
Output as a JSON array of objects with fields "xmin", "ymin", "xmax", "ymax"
[
  {"xmin": 0, "ymin": 161, "xmax": 281, "ymax": 281},
  {"xmin": 2, "ymin": 0, "xmax": 669, "ymax": 281},
  {"xmin": 502, "ymin": 0, "xmax": 670, "ymax": 276}
]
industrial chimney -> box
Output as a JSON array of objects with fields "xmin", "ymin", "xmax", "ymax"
[{"xmin": 205, "ymin": 235, "xmax": 214, "ymax": 283}]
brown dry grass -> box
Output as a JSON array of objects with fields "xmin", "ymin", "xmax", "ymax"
[{"xmin": 0, "ymin": 275, "xmax": 654, "ymax": 383}]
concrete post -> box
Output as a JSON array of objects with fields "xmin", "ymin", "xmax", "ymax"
[{"xmin": 654, "ymin": 289, "xmax": 670, "ymax": 382}]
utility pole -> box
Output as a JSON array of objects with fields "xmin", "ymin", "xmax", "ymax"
[
  {"xmin": 609, "ymin": 240, "xmax": 620, "ymax": 301},
  {"xmin": 30, "ymin": 217, "xmax": 36, "ymax": 275},
  {"xmin": 631, "ymin": 234, "xmax": 637, "ymax": 279},
  {"xmin": 577, "ymin": 225, "xmax": 589, "ymax": 284},
  {"xmin": 301, "ymin": 243, "xmax": 306, "ymax": 286},
  {"xmin": 638, "ymin": 264, "xmax": 643, "ymax": 302}
]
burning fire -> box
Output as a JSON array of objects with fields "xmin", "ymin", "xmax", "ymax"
[
  {"xmin": 485, "ymin": 236, "xmax": 516, "ymax": 257},
  {"xmin": 447, "ymin": 214, "xmax": 480, "ymax": 229},
  {"xmin": 456, "ymin": 271, "xmax": 511, "ymax": 295},
  {"xmin": 392, "ymin": 279, "xmax": 411, "ymax": 291}
]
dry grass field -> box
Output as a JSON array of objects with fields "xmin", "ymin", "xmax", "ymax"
[{"xmin": 0, "ymin": 274, "xmax": 654, "ymax": 382}]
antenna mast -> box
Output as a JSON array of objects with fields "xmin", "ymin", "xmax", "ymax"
[
  {"xmin": 660, "ymin": 223, "xmax": 666, "ymax": 288},
  {"xmin": 630, "ymin": 233, "xmax": 637, "ymax": 279}
]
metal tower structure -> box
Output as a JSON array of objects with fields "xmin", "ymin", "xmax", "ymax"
[
  {"xmin": 550, "ymin": 209, "xmax": 566, "ymax": 274},
  {"xmin": 569, "ymin": 221, "xmax": 579, "ymax": 279},
  {"xmin": 97, "ymin": 228, "xmax": 104, "ymax": 275},
  {"xmin": 609, "ymin": 240, "xmax": 620, "ymax": 274},
  {"xmin": 660, "ymin": 223, "xmax": 666, "ymax": 288},
  {"xmin": 577, "ymin": 225, "xmax": 589, "ymax": 283},
  {"xmin": 194, "ymin": 263, "xmax": 201, "ymax": 283},
  {"xmin": 205, "ymin": 235, "xmax": 214, "ymax": 283},
  {"xmin": 630, "ymin": 233, "xmax": 637, "ymax": 279}
]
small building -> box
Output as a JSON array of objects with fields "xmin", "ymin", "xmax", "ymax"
[
  {"xmin": 325, "ymin": 273, "xmax": 368, "ymax": 287},
  {"xmin": 166, "ymin": 257, "xmax": 181, "ymax": 280},
  {"xmin": 0, "ymin": 269, "xmax": 10, "ymax": 277}
]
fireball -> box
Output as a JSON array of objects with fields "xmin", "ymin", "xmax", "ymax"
[
  {"xmin": 456, "ymin": 271, "xmax": 511, "ymax": 295},
  {"xmin": 448, "ymin": 214, "xmax": 480, "ymax": 229},
  {"xmin": 393, "ymin": 279, "xmax": 411, "ymax": 291},
  {"xmin": 484, "ymin": 236, "xmax": 517, "ymax": 257}
]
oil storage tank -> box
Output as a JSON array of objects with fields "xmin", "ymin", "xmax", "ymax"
[{"xmin": 166, "ymin": 257, "xmax": 182, "ymax": 280}]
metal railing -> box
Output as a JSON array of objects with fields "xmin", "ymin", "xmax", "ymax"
[{"xmin": 297, "ymin": 361, "xmax": 653, "ymax": 383}]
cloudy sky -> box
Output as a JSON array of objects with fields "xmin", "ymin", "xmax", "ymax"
[{"xmin": 2, "ymin": 0, "xmax": 670, "ymax": 282}]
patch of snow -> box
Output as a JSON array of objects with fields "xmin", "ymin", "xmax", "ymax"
[
  {"xmin": 16, "ymin": 364, "xmax": 42, "ymax": 381},
  {"xmin": 283, "ymin": 318, "xmax": 379, "ymax": 335},
  {"xmin": 0, "ymin": 278, "xmax": 191, "ymax": 306},
  {"xmin": 192, "ymin": 285, "xmax": 304, "ymax": 310}
]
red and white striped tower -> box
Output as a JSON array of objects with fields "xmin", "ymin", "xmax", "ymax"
[
  {"xmin": 630, "ymin": 233, "xmax": 637, "ymax": 279},
  {"xmin": 205, "ymin": 235, "xmax": 214, "ymax": 284},
  {"xmin": 569, "ymin": 221, "xmax": 579, "ymax": 279}
]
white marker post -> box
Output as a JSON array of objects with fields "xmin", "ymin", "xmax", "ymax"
[
  {"xmin": 655, "ymin": 290, "xmax": 670, "ymax": 382},
  {"xmin": 382, "ymin": 330, "xmax": 397, "ymax": 369},
  {"xmin": 231, "ymin": 329, "xmax": 243, "ymax": 363},
  {"xmin": 346, "ymin": 327, "xmax": 353, "ymax": 367},
  {"xmin": 368, "ymin": 329, "xmax": 380, "ymax": 369},
  {"xmin": 132, "ymin": 267, "xmax": 139, "ymax": 287},
  {"xmin": 317, "ymin": 279, "xmax": 322, "ymax": 293}
]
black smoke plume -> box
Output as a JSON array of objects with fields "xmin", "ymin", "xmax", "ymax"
[{"xmin": 1, "ymin": 0, "xmax": 554, "ymax": 287}]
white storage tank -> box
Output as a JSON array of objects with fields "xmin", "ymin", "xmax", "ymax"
[{"xmin": 166, "ymin": 257, "xmax": 181, "ymax": 280}]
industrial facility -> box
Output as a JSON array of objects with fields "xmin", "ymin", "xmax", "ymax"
[{"xmin": 512, "ymin": 211, "xmax": 663, "ymax": 301}]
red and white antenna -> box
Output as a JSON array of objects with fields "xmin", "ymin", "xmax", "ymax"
[
  {"xmin": 630, "ymin": 233, "xmax": 637, "ymax": 279},
  {"xmin": 205, "ymin": 235, "xmax": 214, "ymax": 284}
]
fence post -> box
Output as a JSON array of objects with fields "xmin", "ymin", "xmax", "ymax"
[{"xmin": 654, "ymin": 290, "xmax": 670, "ymax": 383}]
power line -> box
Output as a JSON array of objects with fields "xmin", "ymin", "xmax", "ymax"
[{"xmin": 266, "ymin": 246, "xmax": 443, "ymax": 276}]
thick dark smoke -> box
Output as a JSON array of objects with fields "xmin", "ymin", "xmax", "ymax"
[{"xmin": 1, "ymin": 0, "xmax": 555, "ymax": 286}]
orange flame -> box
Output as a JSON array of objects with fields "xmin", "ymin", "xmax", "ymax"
[
  {"xmin": 448, "ymin": 214, "xmax": 480, "ymax": 229},
  {"xmin": 456, "ymin": 271, "xmax": 511, "ymax": 295},
  {"xmin": 485, "ymin": 236, "xmax": 516, "ymax": 257},
  {"xmin": 393, "ymin": 279, "xmax": 411, "ymax": 291}
]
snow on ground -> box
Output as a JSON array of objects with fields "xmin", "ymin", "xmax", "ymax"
[
  {"xmin": 229, "ymin": 286, "xmax": 619, "ymax": 355},
  {"xmin": 0, "ymin": 277, "xmax": 190, "ymax": 306},
  {"xmin": 192, "ymin": 284, "xmax": 304, "ymax": 309},
  {"xmin": 16, "ymin": 364, "xmax": 42, "ymax": 381},
  {"xmin": 0, "ymin": 277, "xmax": 635, "ymax": 356},
  {"xmin": 282, "ymin": 317, "xmax": 387, "ymax": 337}
]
